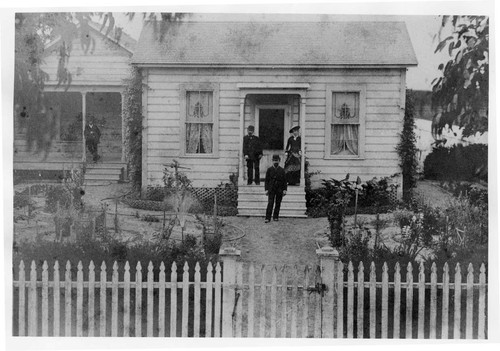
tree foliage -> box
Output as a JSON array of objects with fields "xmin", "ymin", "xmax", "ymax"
[{"xmin": 431, "ymin": 15, "xmax": 489, "ymax": 138}]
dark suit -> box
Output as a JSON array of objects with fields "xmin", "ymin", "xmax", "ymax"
[
  {"xmin": 243, "ymin": 134, "xmax": 263, "ymax": 184},
  {"xmin": 265, "ymin": 165, "xmax": 287, "ymax": 220},
  {"xmin": 84, "ymin": 123, "xmax": 101, "ymax": 161}
]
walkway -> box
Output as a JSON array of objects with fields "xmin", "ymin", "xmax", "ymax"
[
  {"xmin": 413, "ymin": 180, "xmax": 456, "ymax": 208},
  {"xmin": 224, "ymin": 216, "xmax": 328, "ymax": 267}
]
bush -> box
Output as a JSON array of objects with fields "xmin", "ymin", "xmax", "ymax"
[
  {"xmin": 14, "ymin": 192, "xmax": 32, "ymax": 209},
  {"xmin": 443, "ymin": 181, "xmax": 488, "ymax": 208},
  {"xmin": 14, "ymin": 230, "xmax": 217, "ymax": 281},
  {"xmin": 45, "ymin": 186, "xmax": 72, "ymax": 213},
  {"xmin": 423, "ymin": 144, "xmax": 488, "ymax": 182},
  {"xmin": 142, "ymin": 214, "xmax": 160, "ymax": 222},
  {"xmin": 306, "ymin": 176, "xmax": 397, "ymax": 218},
  {"xmin": 145, "ymin": 186, "xmax": 166, "ymax": 201},
  {"xmin": 121, "ymin": 197, "xmax": 173, "ymax": 212}
]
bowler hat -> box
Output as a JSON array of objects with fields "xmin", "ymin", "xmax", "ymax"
[
  {"xmin": 272, "ymin": 154, "xmax": 280, "ymax": 161},
  {"xmin": 247, "ymin": 125, "xmax": 255, "ymax": 131},
  {"xmin": 289, "ymin": 125, "xmax": 300, "ymax": 133}
]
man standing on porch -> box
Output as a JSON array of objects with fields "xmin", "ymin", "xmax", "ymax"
[
  {"xmin": 264, "ymin": 154, "xmax": 287, "ymax": 223},
  {"xmin": 84, "ymin": 117, "xmax": 101, "ymax": 162},
  {"xmin": 243, "ymin": 125, "xmax": 263, "ymax": 185}
]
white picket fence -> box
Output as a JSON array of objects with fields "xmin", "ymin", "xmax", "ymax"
[{"xmin": 13, "ymin": 247, "xmax": 488, "ymax": 338}]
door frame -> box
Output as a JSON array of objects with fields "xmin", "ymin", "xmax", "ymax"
[{"xmin": 254, "ymin": 104, "xmax": 291, "ymax": 149}]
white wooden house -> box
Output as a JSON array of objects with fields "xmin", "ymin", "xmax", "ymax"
[
  {"xmin": 14, "ymin": 22, "xmax": 136, "ymax": 184},
  {"xmin": 132, "ymin": 18, "xmax": 418, "ymax": 216}
]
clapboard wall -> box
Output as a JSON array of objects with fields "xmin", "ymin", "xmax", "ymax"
[
  {"xmin": 142, "ymin": 67, "xmax": 405, "ymax": 189},
  {"xmin": 41, "ymin": 31, "xmax": 132, "ymax": 86}
]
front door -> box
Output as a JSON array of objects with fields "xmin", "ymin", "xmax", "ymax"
[{"xmin": 255, "ymin": 106, "xmax": 290, "ymax": 181}]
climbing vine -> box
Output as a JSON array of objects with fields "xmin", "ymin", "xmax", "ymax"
[{"xmin": 123, "ymin": 66, "xmax": 143, "ymax": 191}]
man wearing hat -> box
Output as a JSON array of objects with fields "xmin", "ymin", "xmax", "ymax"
[
  {"xmin": 264, "ymin": 154, "xmax": 287, "ymax": 223},
  {"xmin": 243, "ymin": 125, "xmax": 263, "ymax": 185},
  {"xmin": 84, "ymin": 116, "xmax": 101, "ymax": 162}
]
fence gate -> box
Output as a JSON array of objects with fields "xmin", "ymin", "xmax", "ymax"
[{"xmin": 220, "ymin": 247, "xmax": 334, "ymax": 338}]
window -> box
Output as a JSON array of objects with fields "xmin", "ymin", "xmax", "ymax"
[
  {"xmin": 325, "ymin": 85, "xmax": 366, "ymax": 159},
  {"xmin": 180, "ymin": 84, "xmax": 219, "ymax": 156}
]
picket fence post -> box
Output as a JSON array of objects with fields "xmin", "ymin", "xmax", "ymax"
[
  {"xmin": 316, "ymin": 246, "xmax": 339, "ymax": 338},
  {"xmin": 219, "ymin": 247, "xmax": 241, "ymax": 337}
]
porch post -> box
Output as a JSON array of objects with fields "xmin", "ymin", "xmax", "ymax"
[
  {"xmin": 238, "ymin": 95, "xmax": 245, "ymax": 185},
  {"xmin": 81, "ymin": 91, "xmax": 87, "ymax": 163},
  {"xmin": 219, "ymin": 247, "xmax": 241, "ymax": 337},
  {"xmin": 316, "ymin": 246, "xmax": 340, "ymax": 338},
  {"xmin": 121, "ymin": 92, "xmax": 126, "ymax": 163},
  {"xmin": 300, "ymin": 96, "xmax": 306, "ymax": 186}
]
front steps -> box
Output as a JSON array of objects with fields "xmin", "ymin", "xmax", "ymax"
[
  {"xmin": 84, "ymin": 162, "xmax": 126, "ymax": 185},
  {"xmin": 237, "ymin": 184, "xmax": 307, "ymax": 218}
]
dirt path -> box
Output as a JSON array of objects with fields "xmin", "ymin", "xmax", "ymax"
[
  {"xmin": 224, "ymin": 216, "xmax": 328, "ymax": 267},
  {"xmin": 413, "ymin": 180, "xmax": 455, "ymax": 208}
]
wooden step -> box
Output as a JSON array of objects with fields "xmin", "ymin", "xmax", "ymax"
[
  {"xmin": 85, "ymin": 173, "xmax": 121, "ymax": 181},
  {"xmin": 237, "ymin": 206, "xmax": 307, "ymax": 218},
  {"xmin": 85, "ymin": 168, "xmax": 123, "ymax": 175},
  {"xmin": 237, "ymin": 184, "xmax": 307, "ymax": 218}
]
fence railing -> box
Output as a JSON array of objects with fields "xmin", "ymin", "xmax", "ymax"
[{"xmin": 12, "ymin": 247, "xmax": 488, "ymax": 338}]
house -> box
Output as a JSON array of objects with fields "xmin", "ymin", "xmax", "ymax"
[
  {"xmin": 131, "ymin": 17, "xmax": 418, "ymax": 216},
  {"xmin": 14, "ymin": 21, "xmax": 136, "ymax": 184}
]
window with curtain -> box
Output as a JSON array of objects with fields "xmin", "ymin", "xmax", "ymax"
[
  {"xmin": 331, "ymin": 92, "xmax": 360, "ymax": 156},
  {"xmin": 185, "ymin": 91, "xmax": 213, "ymax": 154}
]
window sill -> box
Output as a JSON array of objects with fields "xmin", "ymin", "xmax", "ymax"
[
  {"xmin": 323, "ymin": 155, "xmax": 365, "ymax": 160},
  {"xmin": 179, "ymin": 154, "xmax": 220, "ymax": 159}
]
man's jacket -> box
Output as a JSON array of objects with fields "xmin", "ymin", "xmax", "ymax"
[
  {"xmin": 265, "ymin": 166, "xmax": 287, "ymax": 193},
  {"xmin": 84, "ymin": 124, "xmax": 101, "ymax": 142},
  {"xmin": 243, "ymin": 134, "xmax": 263, "ymax": 160}
]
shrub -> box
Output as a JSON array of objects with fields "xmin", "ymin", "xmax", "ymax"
[
  {"xmin": 121, "ymin": 197, "xmax": 173, "ymax": 212},
  {"xmin": 307, "ymin": 176, "xmax": 397, "ymax": 218},
  {"xmin": 45, "ymin": 186, "xmax": 72, "ymax": 213},
  {"xmin": 142, "ymin": 214, "xmax": 160, "ymax": 222},
  {"xmin": 423, "ymin": 144, "xmax": 488, "ymax": 182},
  {"xmin": 145, "ymin": 186, "xmax": 166, "ymax": 201},
  {"xmin": 14, "ymin": 192, "xmax": 32, "ymax": 209},
  {"xmin": 14, "ymin": 230, "xmax": 216, "ymax": 281}
]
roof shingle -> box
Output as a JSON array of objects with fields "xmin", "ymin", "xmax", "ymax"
[{"xmin": 132, "ymin": 20, "xmax": 417, "ymax": 67}]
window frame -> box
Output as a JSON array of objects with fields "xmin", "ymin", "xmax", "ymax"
[
  {"xmin": 324, "ymin": 84, "xmax": 366, "ymax": 160},
  {"xmin": 179, "ymin": 83, "xmax": 220, "ymax": 158}
]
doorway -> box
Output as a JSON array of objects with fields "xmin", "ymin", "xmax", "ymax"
[{"xmin": 255, "ymin": 105, "xmax": 290, "ymax": 180}]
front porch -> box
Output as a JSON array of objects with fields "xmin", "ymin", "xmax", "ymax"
[{"xmin": 236, "ymin": 84, "xmax": 309, "ymax": 217}]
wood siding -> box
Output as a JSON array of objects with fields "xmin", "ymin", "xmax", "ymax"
[
  {"xmin": 144, "ymin": 67, "xmax": 404, "ymax": 188},
  {"xmin": 41, "ymin": 35, "xmax": 132, "ymax": 86}
]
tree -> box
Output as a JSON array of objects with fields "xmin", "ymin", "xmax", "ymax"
[{"xmin": 431, "ymin": 16, "xmax": 488, "ymax": 139}]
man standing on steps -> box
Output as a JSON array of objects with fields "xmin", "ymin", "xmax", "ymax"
[
  {"xmin": 264, "ymin": 154, "xmax": 287, "ymax": 223},
  {"xmin": 243, "ymin": 125, "xmax": 263, "ymax": 185},
  {"xmin": 84, "ymin": 117, "xmax": 101, "ymax": 163}
]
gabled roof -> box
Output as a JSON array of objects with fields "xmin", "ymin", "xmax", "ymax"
[
  {"xmin": 132, "ymin": 20, "xmax": 418, "ymax": 67},
  {"xmin": 44, "ymin": 20, "xmax": 137, "ymax": 56}
]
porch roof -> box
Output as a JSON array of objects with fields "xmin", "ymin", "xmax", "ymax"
[{"xmin": 132, "ymin": 20, "xmax": 418, "ymax": 67}]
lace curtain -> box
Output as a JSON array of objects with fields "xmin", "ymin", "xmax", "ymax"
[
  {"xmin": 186, "ymin": 91, "xmax": 213, "ymax": 154},
  {"xmin": 331, "ymin": 92, "xmax": 359, "ymax": 155},
  {"xmin": 331, "ymin": 124, "xmax": 359, "ymax": 155}
]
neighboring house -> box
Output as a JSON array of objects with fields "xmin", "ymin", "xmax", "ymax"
[
  {"xmin": 131, "ymin": 18, "xmax": 418, "ymax": 216},
  {"xmin": 411, "ymin": 90, "xmax": 488, "ymax": 172},
  {"xmin": 14, "ymin": 22, "xmax": 136, "ymax": 183}
]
